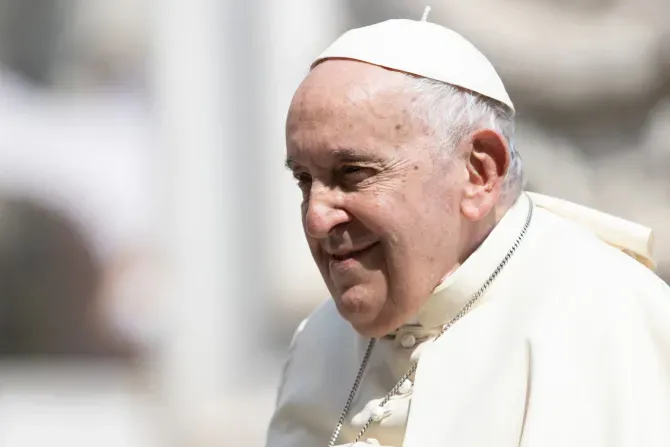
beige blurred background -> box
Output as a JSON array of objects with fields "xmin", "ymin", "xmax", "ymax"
[{"xmin": 0, "ymin": 0, "xmax": 667, "ymax": 446}]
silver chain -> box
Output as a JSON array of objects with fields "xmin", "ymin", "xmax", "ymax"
[{"xmin": 327, "ymin": 201, "xmax": 534, "ymax": 447}]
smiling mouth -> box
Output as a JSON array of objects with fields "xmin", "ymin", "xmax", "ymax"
[{"xmin": 330, "ymin": 243, "xmax": 378, "ymax": 262}]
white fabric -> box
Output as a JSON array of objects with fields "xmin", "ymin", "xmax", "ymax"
[
  {"xmin": 266, "ymin": 193, "xmax": 670, "ymax": 446},
  {"xmin": 528, "ymin": 192, "xmax": 656, "ymax": 269},
  {"xmin": 312, "ymin": 19, "xmax": 514, "ymax": 111}
]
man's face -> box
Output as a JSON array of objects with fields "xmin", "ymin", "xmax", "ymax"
[{"xmin": 285, "ymin": 61, "xmax": 467, "ymax": 337}]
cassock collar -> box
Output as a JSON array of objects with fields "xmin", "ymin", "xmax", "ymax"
[
  {"xmin": 392, "ymin": 190, "xmax": 654, "ymax": 334},
  {"xmin": 414, "ymin": 193, "xmax": 532, "ymax": 330}
]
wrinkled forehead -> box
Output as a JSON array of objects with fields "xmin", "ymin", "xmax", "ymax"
[
  {"xmin": 289, "ymin": 62, "xmax": 405, "ymax": 118},
  {"xmin": 286, "ymin": 61, "xmax": 426, "ymax": 154}
]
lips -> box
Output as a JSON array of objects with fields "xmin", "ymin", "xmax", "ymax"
[{"xmin": 330, "ymin": 242, "xmax": 378, "ymax": 262}]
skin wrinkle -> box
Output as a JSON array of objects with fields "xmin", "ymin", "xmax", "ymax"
[{"xmin": 286, "ymin": 60, "xmax": 510, "ymax": 337}]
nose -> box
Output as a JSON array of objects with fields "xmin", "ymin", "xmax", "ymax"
[{"xmin": 303, "ymin": 184, "xmax": 350, "ymax": 239}]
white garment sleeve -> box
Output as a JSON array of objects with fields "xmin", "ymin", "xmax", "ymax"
[{"xmin": 264, "ymin": 318, "xmax": 309, "ymax": 447}]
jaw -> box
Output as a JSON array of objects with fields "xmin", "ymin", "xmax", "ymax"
[
  {"xmin": 350, "ymin": 315, "xmax": 402, "ymax": 338},
  {"xmin": 343, "ymin": 297, "xmax": 410, "ymax": 338}
]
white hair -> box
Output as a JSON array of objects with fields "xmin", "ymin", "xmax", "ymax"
[{"xmin": 401, "ymin": 76, "xmax": 526, "ymax": 206}]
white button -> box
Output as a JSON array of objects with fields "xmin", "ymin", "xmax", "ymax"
[
  {"xmin": 365, "ymin": 439, "xmax": 381, "ymax": 445},
  {"xmin": 400, "ymin": 333, "xmax": 416, "ymax": 348},
  {"xmin": 398, "ymin": 379, "xmax": 413, "ymax": 394},
  {"xmin": 370, "ymin": 405, "xmax": 390, "ymax": 422}
]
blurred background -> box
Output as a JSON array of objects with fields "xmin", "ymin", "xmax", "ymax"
[{"xmin": 0, "ymin": 0, "xmax": 667, "ymax": 446}]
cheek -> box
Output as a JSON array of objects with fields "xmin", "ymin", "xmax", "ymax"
[
  {"xmin": 303, "ymin": 233, "xmax": 323, "ymax": 260},
  {"xmin": 300, "ymin": 200, "xmax": 308, "ymax": 224},
  {"xmin": 305, "ymin": 236, "xmax": 321, "ymax": 253},
  {"xmin": 380, "ymin": 186, "xmax": 459, "ymax": 263},
  {"xmin": 348, "ymin": 186, "xmax": 414, "ymax": 233}
]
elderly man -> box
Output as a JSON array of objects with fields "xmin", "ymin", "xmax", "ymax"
[{"xmin": 265, "ymin": 14, "xmax": 670, "ymax": 447}]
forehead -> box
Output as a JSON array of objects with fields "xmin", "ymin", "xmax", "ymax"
[{"xmin": 286, "ymin": 61, "xmax": 428, "ymax": 166}]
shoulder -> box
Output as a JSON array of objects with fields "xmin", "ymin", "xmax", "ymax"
[
  {"xmin": 505, "ymin": 206, "xmax": 670, "ymax": 346},
  {"xmin": 529, "ymin": 206, "xmax": 668, "ymax": 297},
  {"xmin": 291, "ymin": 298, "xmax": 354, "ymax": 348},
  {"xmin": 275, "ymin": 298, "xmax": 360, "ymax": 404},
  {"xmin": 520, "ymin": 206, "xmax": 670, "ymax": 345},
  {"xmin": 266, "ymin": 299, "xmax": 361, "ymax": 446}
]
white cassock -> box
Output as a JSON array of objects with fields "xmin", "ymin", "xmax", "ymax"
[{"xmin": 265, "ymin": 192, "xmax": 670, "ymax": 447}]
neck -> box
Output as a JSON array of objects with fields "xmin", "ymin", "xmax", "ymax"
[{"xmin": 436, "ymin": 203, "xmax": 509, "ymax": 289}]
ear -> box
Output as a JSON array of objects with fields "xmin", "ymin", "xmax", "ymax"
[{"xmin": 460, "ymin": 129, "xmax": 509, "ymax": 221}]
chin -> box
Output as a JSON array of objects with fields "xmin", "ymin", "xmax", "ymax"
[
  {"xmin": 333, "ymin": 283, "xmax": 397, "ymax": 337},
  {"xmin": 350, "ymin": 321, "xmax": 392, "ymax": 339},
  {"xmin": 340, "ymin": 305, "xmax": 400, "ymax": 338},
  {"xmin": 336, "ymin": 297, "xmax": 379, "ymax": 334},
  {"xmin": 350, "ymin": 300, "xmax": 411, "ymax": 338}
]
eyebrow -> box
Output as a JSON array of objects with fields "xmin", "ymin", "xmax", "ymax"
[
  {"xmin": 285, "ymin": 149, "xmax": 382, "ymax": 171},
  {"xmin": 285, "ymin": 157, "xmax": 297, "ymax": 171}
]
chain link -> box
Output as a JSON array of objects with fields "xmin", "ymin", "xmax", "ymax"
[{"xmin": 327, "ymin": 201, "xmax": 534, "ymax": 446}]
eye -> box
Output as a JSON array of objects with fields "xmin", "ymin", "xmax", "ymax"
[
  {"xmin": 293, "ymin": 172, "xmax": 312, "ymax": 189},
  {"xmin": 339, "ymin": 165, "xmax": 374, "ymax": 183},
  {"xmin": 341, "ymin": 165, "xmax": 363, "ymax": 175}
]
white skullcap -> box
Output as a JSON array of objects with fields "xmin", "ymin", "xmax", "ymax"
[{"xmin": 312, "ymin": 18, "xmax": 515, "ymax": 112}]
